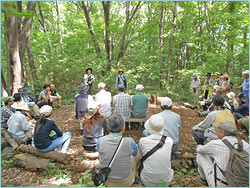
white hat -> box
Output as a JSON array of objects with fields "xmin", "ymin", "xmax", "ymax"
[
  {"xmin": 191, "ymin": 74, "xmax": 197, "ymax": 79},
  {"xmin": 145, "ymin": 114, "xmax": 164, "ymax": 135},
  {"xmin": 16, "ymin": 102, "xmax": 30, "ymax": 111},
  {"xmin": 136, "ymin": 84, "xmax": 144, "ymax": 91},
  {"xmin": 98, "ymin": 82, "xmax": 106, "ymax": 89},
  {"xmin": 161, "ymin": 97, "xmax": 172, "ymax": 107},
  {"xmin": 17, "ymin": 85, "xmax": 24, "ymax": 89},
  {"xmin": 213, "ymin": 85, "xmax": 220, "ymax": 90},
  {"xmin": 242, "ymin": 70, "xmax": 249, "ymax": 75},
  {"xmin": 39, "ymin": 105, "xmax": 53, "ymax": 116},
  {"xmin": 227, "ymin": 92, "xmax": 235, "ymax": 99}
]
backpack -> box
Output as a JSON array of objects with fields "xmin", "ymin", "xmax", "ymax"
[
  {"xmin": 215, "ymin": 139, "xmax": 249, "ymax": 187},
  {"xmin": 229, "ymin": 82, "xmax": 234, "ymax": 92},
  {"xmin": 34, "ymin": 92, "xmax": 41, "ymax": 104}
]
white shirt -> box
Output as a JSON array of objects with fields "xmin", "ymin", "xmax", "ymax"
[
  {"xmin": 190, "ymin": 79, "xmax": 201, "ymax": 89},
  {"xmin": 95, "ymin": 90, "xmax": 112, "ymax": 118},
  {"xmin": 139, "ymin": 134, "xmax": 174, "ymax": 187}
]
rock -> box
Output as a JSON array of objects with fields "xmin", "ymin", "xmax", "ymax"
[
  {"xmin": 1, "ymin": 137, "xmax": 10, "ymax": 151},
  {"xmin": 13, "ymin": 153, "xmax": 50, "ymax": 171},
  {"xmin": 182, "ymin": 152, "xmax": 196, "ymax": 159},
  {"xmin": 2, "ymin": 147, "xmax": 15, "ymax": 159},
  {"xmin": 172, "ymin": 159, "xmax": 183, "ymax": 170}
]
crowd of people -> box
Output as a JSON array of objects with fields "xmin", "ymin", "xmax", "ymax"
[{"xmin": 1, "ymin": 68, "xmax": 249, "ymax": 187}]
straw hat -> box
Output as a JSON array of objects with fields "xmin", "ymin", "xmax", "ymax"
[
  {"xmin": 85, "ymin": 106, "xmax": 100, "ymax": 119},
  {"xmin": 16, "ymin": 102, "xmax": 30, "ymax": 111},
  {"xmin": 214, "ymin": 110, "xmax": 235, "ymax": 125}
]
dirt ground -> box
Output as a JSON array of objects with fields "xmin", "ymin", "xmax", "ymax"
[{"xmin": 1, "ymin": 103, "xmax": 248, "ymax": 187}]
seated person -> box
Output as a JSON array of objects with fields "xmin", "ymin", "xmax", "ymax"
[
  {"xmin": 144, "ymin": 97, "xmax": 181, "ymax": 152},
  {"xmin": 96, "ymin": 114, "xmax": 139, "ymax": 187},
  {"xmin": 1, "ymin": 96, "xmax": 15, "ymax": 129},
  {"xmin": 49, "ymin": 84, "xmax": 62, "ymax": 108},
  {"xmin": 81, "ymin": 105, "xmax": 107, "ymax": 152},
  {"xmin": 113, "ymin": 84, "xmax": 132, "ymax": 119},
  {"xmin": 139, "ymin": 114, "xmax": 173, "ymax": 187},
  {"xmin": 95, "ymin": 82, "xmax": 112, "ymax": 118},
  {"xmin": 11, "ymin": 93, "xmax": 22, "ymax": 109},
  {"xmin": 37, "ymin": 84, "xmax": 53, "ymax": 108},
  {"xmin": 226, "ymin": 92, "xmax": 239, "ymax": 110},
  {"xmin": 132, "ymin": 84, "xmax": 148, "ymax": 118},
  {"xmin": 196, "ymin": 111, "xmax": 249, "ymax": 187},
  {"xmin": 33, "ymin": 105, "xmax": 71, "ymax": 153},
  {"xmin": 7, "ymin": 102, "xmax": 35, "ymax": 144},
  {"xmin": 238, "ymin": 117, "xmax": 249, "ymax": 133},
  {"xmin": 201, "ymin": 85, "xmax": 219, "ymax": 112},
  {"xmin": 75, "ymin": 84, "xmax": 89, "ymax": 129},
  {"xmin": 192, "ymin": 96, "xmax": 235, "ymax": 145},
  {"xmin": 233, "ymin": 92, "xmax": 249, "ymax": 120},
  {"xmin": 22, "ymin": 87, "xmax": 40, "ymax": 116}
]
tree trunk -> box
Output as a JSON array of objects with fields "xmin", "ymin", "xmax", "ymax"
[
  {"xmin": 55, "ymin": 1, "xmax": 64, "ymax": 53},
  {"xmin": 27, "ymin": 38, "xmax": 38, "ymax": 81},
  {"xmin": 159, "ymin": 3, "xmax": 165, "ymax": 88},
  {"xmin": 1, "ymin": 70, "xmax": 8, "ymax": 97},
  {"xmin": 2, "ymin": 130, "xmax": 19, "ymax": 151}
]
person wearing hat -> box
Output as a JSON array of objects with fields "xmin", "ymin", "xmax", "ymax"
[
  {"xmin": 113, "ymin": 84, "xmax": 132, "ymax": 121},
  {"xmin": 214, "ymin": 72, "xmax": 221, "ymax": 86},
  {"xmin": 195, "ymin": 110, "xmax": 249, "ymax": 187},
  {"xmin": 116, "ymin": 69, "xmax": 127, "ymax": 91},
  {"xmin": 95, "ymin": 82, "xmax": 112, "ymax": 118},
  {"xmin": 22, "ymin": 87, "xmax": 40, "ymax": 117},
  {"xmin": 132, "ymin": 84, "xmax": 148, "ymax": 119},
  {"xmin": 84, "ymin": 68, "xmax": 96, "ymax": 95},
  {"xmin": 96, "ymin": 113, "xmax": 139, "ymax": 187},
  {"xmin": 219, "ymin": 74, "xmax": 230, "ymax": 97},
  {"xmin": 226, "ymin": 92, "xmax": 239, "ymax": 110},
  {"xmin": 238, "ymin": 116, "xmax": 249, "ymax": 132},
  {"xmin": 33, "ymin": 105, "xmax": 71, "ymax": 153},
  {"xmin": 190, "ymin": 74, "xmax": 201, "ymax": 104},
  {"xmin": 7, "ymin": 102, "xmax": 35, "ymax": 144},
  {"xmin": 235, "ymin": 70, "xmax": 249, "ymax": 104},
  {"xmin": 81, "ymin": 105, "xmax": 108, "ymax": 152},
  {"xmin": 139, "ymin": 114, "xmax": 174, "ymax": 187},
  {"xmin": 233, "ymin": 92, "xmax": 249, "ymax": 120},
  {"xmin": 11, "ymin": 93, "xmax": 23, "ymax": 109},
  {"xmin": 17, "ymin": 85, "xmax": 24, "ymax": 94},
  {"xmin": 202, "ymin": 73, "xmax": 214, "ymax": 100},
  {"xmin": 37, "ymin": 84, "xmax": 53, "ymax": 108},
  {"xmin": 49, "ymin": 84, "xmax": 62, "ymax": 108},
  {"xmin": 1, "ymin": 96, "xmax": 15, "ymax": 129},
  {"xmin": 192, "ymin": 96, "xmax": 231, "ymax": 145}
]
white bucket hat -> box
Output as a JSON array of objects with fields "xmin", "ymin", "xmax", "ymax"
[
  {"xmin": 145, "ymin": 114, "xmax": 164, "ymax": 135},
  {"xmin": 242, "ymin": 70, "xmax": 249, "ymax": 75},
  {"xmin": 227, "ymin": 92, "xmax": 235, "ymax": 99},
  {"xmin": 136, "ymin": 84, "xmax": 144, "ymax": 91},
  {"xmin": 98, "ymin": 82, "xmax": 106, "ymax": 89},
  {"xmin": 39, "ymin": 105, "xmax": 53, "ymax": 116},
  {"xmin": 16, "ymin": 102, "xmax": 30, "ymax": 111},
  {"xmin": 213, "ymin": 85, "xmax": 220, "ymax": 90},
  {"xmin": 160, "ymin": 97, "xmax": 172, "ymax": 107}
]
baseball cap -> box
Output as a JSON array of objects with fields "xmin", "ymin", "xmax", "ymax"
[
  {"xmin": 17, "ymin": 85, "xmax": 24, "ymax": 89},
  {"xmin": 161, "ymin": 97, "xmax": 172, "ymax": 107},
  {"xmin": 39, "ymin": 105, "xmax": 53, "ymax": 116},
  {"xmin": 242, "ymin": 70, "xmax": 249, "ymax": 75},
  {"xmin": 136, "ymin": 84, "xmax": 144, "ymax": 91},
  {"xmin": 98, "ymin": 82, "xmax": 106, "ymax": 89}
]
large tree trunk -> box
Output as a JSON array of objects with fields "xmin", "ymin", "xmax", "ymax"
[
  {"xmin": 1, "ymin": 70, "xmax": 8, "ymax": 97},
  {"xmin": 159, "ymin": 3, "xmax": 165, "ymax": 88},
  {"xmin": 27, "ymin": 38, "xmax": 38, "ymax": 81},
  {"xmin": 55, "ymin": 1, "xmax": 64, "ymax": 53}
]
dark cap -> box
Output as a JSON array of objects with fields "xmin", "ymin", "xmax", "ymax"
[{"xmin": 206, "ymin": 73, "xmax": 212, "ymax": 76}]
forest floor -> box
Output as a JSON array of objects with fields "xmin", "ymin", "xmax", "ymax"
[{"xmin": 1, "ymin": 103, "xmax": 249, "ymax": 187}]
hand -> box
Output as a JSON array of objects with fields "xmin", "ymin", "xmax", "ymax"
[
  {"xmin": 48, "ymin": 91, "xmax": 51, "ymax": 95},
  {"xmin": 29, "ymin": 119, "xmax": 35, "ymax": 124}
]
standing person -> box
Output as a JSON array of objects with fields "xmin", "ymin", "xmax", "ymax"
[
  {"xmin": 1, "ymin": 96, "xmax": 15, "ymax": 129},
  {"xmin": 139, "ymin": 114, "xmax": 174, "ymax": 187},
  {"xmin": 49, "ymin": 84, "xmax": 62, "ymax": 108},
  {"xmin": 75, "ymin": 84, "xmax": 89, "ymax": 129},
  {"xmin": 219, "ymin": 74, "xmax": 231, "ymax": 97},
  {"xmin": 116, "ymin": 69, "xmax": 127, "ymax": 92},
  {"xmin": 202, "ymin": 73, "xmax": 214, "ymax": 100},
  {"xmin": 33, "ymin": 105, "xmax": 71, "ymax": 153},
  {"xmin": 214, "ymin": 72, "xmax": 221, "ymax": 86},
  {"xmin": 190, "ymin": 74, "xmax": 201, "ymax": 104},
  {"xmin": 235, "ymin": 70, "xmax": 249, "ymax": 104},
  {"xmin": 95, "ymin": 82, "xmax": 112, "ymax": 118},
  {"xmin": 37, "ymin": 84, "xmax": 52, "ymax": 108},
  {"xmin": 84, "ymin": 68, "xmax": 96, "ymax": 95}
]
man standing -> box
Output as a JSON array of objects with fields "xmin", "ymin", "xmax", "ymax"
[
  {"xmin": 214, "ymin": 72, "xmax": 221, "ymax": 86},
  {"xmin": 190, "ymin": 74, "xmax": 201, "ymax": 104},
  {"xmin": 116, "ymin": 69, "xmax": 127, "ymax": 91},
  {"xmin": 235, "ymin": 70, "xmax": 249, "ymax": 104},
  {"xmin": 203, "ymin": 73, "xmax": 214, "ymax": 100},
  {"xmin": 84, "ymin": 68, "xmax": 96, "ymax": 95}
]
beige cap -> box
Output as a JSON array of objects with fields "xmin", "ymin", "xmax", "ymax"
[
  {"xmin": 39, "ymin": 105, "xmax": 53, "ymax": 116},
  {"xmin": 16, "ymin": 102, "xmax": 30, "ymax": 111},
  {"xmin": 145, "ymin": 114, "xmax": 164, "ymax": 135}
]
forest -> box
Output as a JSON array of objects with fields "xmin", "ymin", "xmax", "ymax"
[{"xmin": 1, "ymin": 1, "xmax": 249, "ymax": 101}]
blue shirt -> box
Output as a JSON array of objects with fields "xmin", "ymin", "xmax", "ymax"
[
  {"xmin": 96, "ymin": 132, "xmax": 138, "ymax": 156},
  {"xmin": 242, "ymin": 79, "xmax": 249, "ymax": 91},
  {"xmin": 158, "ymin": 110, "xmax": 181, "ymax": 144}
]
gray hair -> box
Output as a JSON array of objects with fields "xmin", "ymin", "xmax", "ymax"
[
  {"xmin": 216, "ymin": 89, "xmax": 223, "ymax": 96},
  {"xmin": 218, "ymin": 127, "xmax": 236, "ymax": 136},
  {"xmin": 108, "ymin": 114, "xmax": 125, "ymax": 133}
]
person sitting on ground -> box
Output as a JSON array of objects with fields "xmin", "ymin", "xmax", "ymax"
[
  {"xmin": 202, "ymin": 73, "xmax": 214, "ymax": 100},
  {"xmin": 96, "ymin": 114, "xmax": 139, "ymax": 187},
  {"xmin": 84, "ymin": 68, "xmax": 96, "ymax": 95},
  {"xmin": 238, "ymin": 116, "xmax": 249, "ymax": 133},
  {"xmin": 226, "ymin": 92, "xmax": 239, "ymax": 111},
  {"xmin": 196, "ymin": 110, "xmax": 249, "ymax": 187},
  {"xmin": 49, "ymin": 84, "xmax": 62, "ymax": 108},
  {"xmin": 37, "ymin": 84, "xmax": 53, "ymax": 108},
  {"xmin": 192, "ymin": 96, "xmax": 234, "ymax": 145},
  {"xmin": 132, "ymin": 84, "xmax": 148, "ymax": 118},
  {"xmin": 116, "ymin": 69, "xmax": 127, "ymax": 91},
  {"xmin": 95, "ymin": 82, "xmax": 112, "ymax": 118},
  {"xmin": 214, "ymin": 72, "xmax": 221, "ymax": 86},
  {"xmin": 33, "ymin": 105, "xmax": 71, "ymax": 153},
  {"xmin": 11, "ymin": 93, "xmax": 22, "ymax": 109},
  {"xmin": 113, "ymin": 84, "xmax": 132, "ymax": 120},
  {"xmin": 139, "ymin": 114, "xmax": 174, "ymax": 187},
  {"xmin": 81, "ymin": 105, "xmax": 108, "ymax": 152},
  {"xmin": 233, "ymin": 92, "xmax": 249, "ymax": 120},
  {"xmin": 219, "ymin": 74, "xmax": 231, "ymax": 97},
  {"xmin": 1, "ymin": 96, "xmax": 15, "ymax": 129},
  {"xmin": 234, "ymin": 70, "xmax": 249, "ymax": 104},
  {"xmin": 75, "ymin": 84, "xmax": 89, "ymax": 129},
  {"xmin": 190, "ymin": 74, "xmax": 201, "ymax": 104},
  {"xmin": 22, "ymin": 87, "xmax": 40, "ymax": 117},
  {"xmin": 201, "ymin": 85, "xmax": 219, "ymax": 112},
  {"xmin": 7, "ymin": 102, "xmax": 35, "ymax": 144}
]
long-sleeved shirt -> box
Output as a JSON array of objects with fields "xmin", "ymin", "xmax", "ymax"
[
  {"xmin": 113, "ymin": 92, "xmax": 132, "ymax": 119},
  {"xmin": 158, "ymin": 110, "xmax": 181, "ymax": 144},
  {"xmin": 238, "ymin": 103, "xmax": 249, "ymax": 117},
  {"xmin": 7, "ymin": 111, "xmax": 33, "ymax": 141},
  {"xmin": 34, "ymin": 119, "xmax": 63, "ymax": 149},
  {"xmin": 1, "ymin": 105, "xmax": 15, "ymax": 128}
]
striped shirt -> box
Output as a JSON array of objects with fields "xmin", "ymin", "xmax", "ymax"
[{"xmin": 113, "ymin": 92, "xmax": 132, "ymax": 119}]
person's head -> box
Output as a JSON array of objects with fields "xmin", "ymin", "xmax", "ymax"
[
  {"xmin": 236, "ymin": 92, "xmax": 246, "ymax": 104},
  {"xmin": 98, "ymin": 82, "xmax": 106, "ymax": 90},
  {"xmin": 83, "ymin": 105, "xmax": 103, "ymax": 131},
  {"xmin": 22, "ymin": 87, "xmax": 32, "ymax": 96},
  {"xmin": 136, "ymin": 84, "xmax": 144, "ymax": 92},
  {"xmin": 36, "ymin": 105, "xmax": 53, "ymax": 134},
  {"xmin": 214, "ymin": 72, "xmax": 220, "ymax": 79},
  {"xmin": 17, "ymin": 85, "xmax": 24, "ymax": 93},
  {"xmin": 242, "ymin": 70, "xmax": 249, "ymax": 79},
  {"xmin": 118, "ymin": 69, "xmax": 123, "ymax": 75},
  {"xmin": 13, "ymin": 93, "xmax": 22, "ymax": 102},
  {"xmin": 222, "ymin": 74, "xmax": 229, "ymax": 81},
  {"xmin": 227, "ymin": 92, "xmax": 236, "ymax": 105},
  {"xmin": 161, "ymin": 97, "xmax": 172, "ymax": 110},
  {"xmin": 192, "ymin": 74, "xmax": 198, "ymax": 81},
  {"xmin": 50, "ymin": 84, "xmax": 55, "ymax": 90},
  {"xmin": 212, "ymin": 96, "xmax": 225, "ymax": 109},
  {"xmin": 117, "ymin": 84, "xmax": 125, "ymax": 92},
  {"xmin": 16, "ymin": 102, "xmax": 30, "ymax": 114},
  {"xmin": 78, "ymin": 84, "xmax": 89, "ymax": 94},
  {"xmin": 43, "ymin": 84, "xmax": 50, "ymax": 92},
  {"xmin": 206, "ymin": 73, "xmax": 211, "ymax": 79},
  {"xmin": 145, "ymin": 114, "xmax": 164, "ymax": 135},
  {"xmin": 86, "ymin": 68, "xmax": 92, "ymax": 75},
  {"xmin": 2, "ymin": 96, "xmax": 15, "ymax": 106},
  {"xmin": 215, "ymin": 88, "xmax": 223, "ymax": 96},
  {"xmin": 108, "ymin": 114, "xmax": 125, "ymax": 133},
  {"xmin": 213, "ymin": 85, "xmax": 220, "ymax": 93}
]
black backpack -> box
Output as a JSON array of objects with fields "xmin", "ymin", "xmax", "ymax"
[{"xmin": 34, "ymin": 92, "xmax": 41, "ymax": 104}]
